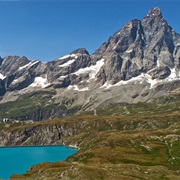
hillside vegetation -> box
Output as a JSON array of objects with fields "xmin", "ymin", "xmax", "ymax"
[{"xmin": 1, "ymin": 92, "xmax": 179, "ymax": 180}]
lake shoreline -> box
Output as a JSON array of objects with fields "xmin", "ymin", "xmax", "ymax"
[
  {"xmin": 0, "ymin": 144, "xmax": 78, "ymax": 149},
  {"xmin": 0, "ymin": 145, "xmax": 78, "ymax": 180}
]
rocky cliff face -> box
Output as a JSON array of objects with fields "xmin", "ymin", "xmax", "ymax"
[
  {"xmin": 92, "ymin": 8, "xmax": 180, "ymax": 85},
  {"xmin": 0, "ymin": 8, "xmax": 180, "ymax": 120},
  {"xmin": 0, "ymin": 123, "xmax": 75, "ymax": 146}
]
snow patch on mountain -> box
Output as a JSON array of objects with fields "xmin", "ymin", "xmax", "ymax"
[
  {"xmin": 101, "ymin": 74, "xmax": 148, "ymax": 89},
  {"xmin": 157, "ymin": 58, "xmax": 160, "ymax": 67},
  {"xmin": 67, "ymin": 85, "xmax": 79, "ymax": 91},
  {"xmin": 80, "ymin": 87, "xmax": 89, "ymax": 91},
  {"xmin": 30, "ymin": 77, "xmax": 50, "ymax": 88},
  {"xmin": 58, "ymin": 59, "xmax": 75, "ymax": 67},
  {"xmin": 74, "ymin": 59, "xmax": 104, "ymax": 80},
  {"xmin": 11, "ymin": 77, "xmax": 22, "ymax": 85},
  {"xmin": 18, "ymin": 61, "xmax": 39, "ymax": 71},
  {"xmin": 168, "ymin": 68, "xmax": 178, "ymax": 79},
  {"xmin": 59, "ymin": 53, "xmax": 78, "ymax": 60},
  {"xmin": 59, "ymin": 54, "xmax": 71, "ymax": 60},
  {"xmin": 0, "ymin": 73, "xmax": 6, "ymax": 80},
  {"xmin": 101, "ymin": 68, "xmax": 180, "ymax": 89},
  {"xmin": 67, "ymin": 85, "xmax": 89, "ymax": 91},
  {"xmin": 59, "ymin": 75, "xmax": 67, "ymax": 79},
  {"xmin": 125, "ymin": 49, "xmax": 133, "ymax": 53},
  {"xmin": 147, "ymin": 68, "xmax": 180, "ymax": 87},
  {"xmin": 71, "ymin": 54, "xmax": 79, "ymax": 58}
]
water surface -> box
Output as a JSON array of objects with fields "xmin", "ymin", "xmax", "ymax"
[{"xmin": 0, "ymin": 146, "xmax": 78, "ymax": 180}]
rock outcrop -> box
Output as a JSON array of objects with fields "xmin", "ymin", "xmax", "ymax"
[{"xmin": 92, "ymin": 8, "xmax": 180, "ymax": 85}]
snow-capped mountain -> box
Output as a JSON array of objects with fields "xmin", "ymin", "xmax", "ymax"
[{"xmin": 0, "ymin": 8, "xmax": 180, "ymax": 120}]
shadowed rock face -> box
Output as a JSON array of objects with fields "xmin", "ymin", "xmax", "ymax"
[
  {"xmin": 0, "ymin": 8, "xmax": 180, "ymax": 120},
  {"xmin": 0, "ymin": 79, "xmax": 6, "ymax": 96}
]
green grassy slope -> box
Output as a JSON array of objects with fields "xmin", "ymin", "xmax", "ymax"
[
  {"xmin": 9, "ymin": 113, "xmax": 180, "ymax": 179},
  {"xmin": 2, "ymin": 92, "xmax": 180, "ymax": 179},
  {"xmin": 0, "ymin": 91, "xmax": 69, "ymax": 120}
]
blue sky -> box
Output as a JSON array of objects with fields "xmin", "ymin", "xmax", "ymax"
[{"xmin": 0, "ymin": 0, "xmax": 179, "ymax": 62}]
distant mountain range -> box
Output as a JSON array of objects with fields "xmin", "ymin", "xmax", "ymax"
[{"xmin": 0, "ymin": 7, "xmax": 180, "ymax": 121}]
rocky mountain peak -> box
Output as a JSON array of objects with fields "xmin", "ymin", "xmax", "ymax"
[
  {"xmin": 146, "ymin": 7, "xmax": 162, "ymax": 19},
  {"xmin": 0, "ymin": 56, "xmax": 30, "ymax": 75},
  {"xmin": 142, "ymin": 7, "xmax": 165, "ymax": 29},
  {"xmin": 71, "ymin": 48, "xmax": 89, "ymax": 55},
  {"xmin": 92, "ymin": 7, "xmax": 180, "ymax": 87}
]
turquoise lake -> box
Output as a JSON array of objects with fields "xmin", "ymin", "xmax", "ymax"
[{"xmin": 0, "ymin": 146, "xmax": 78, "ymax": 180}]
